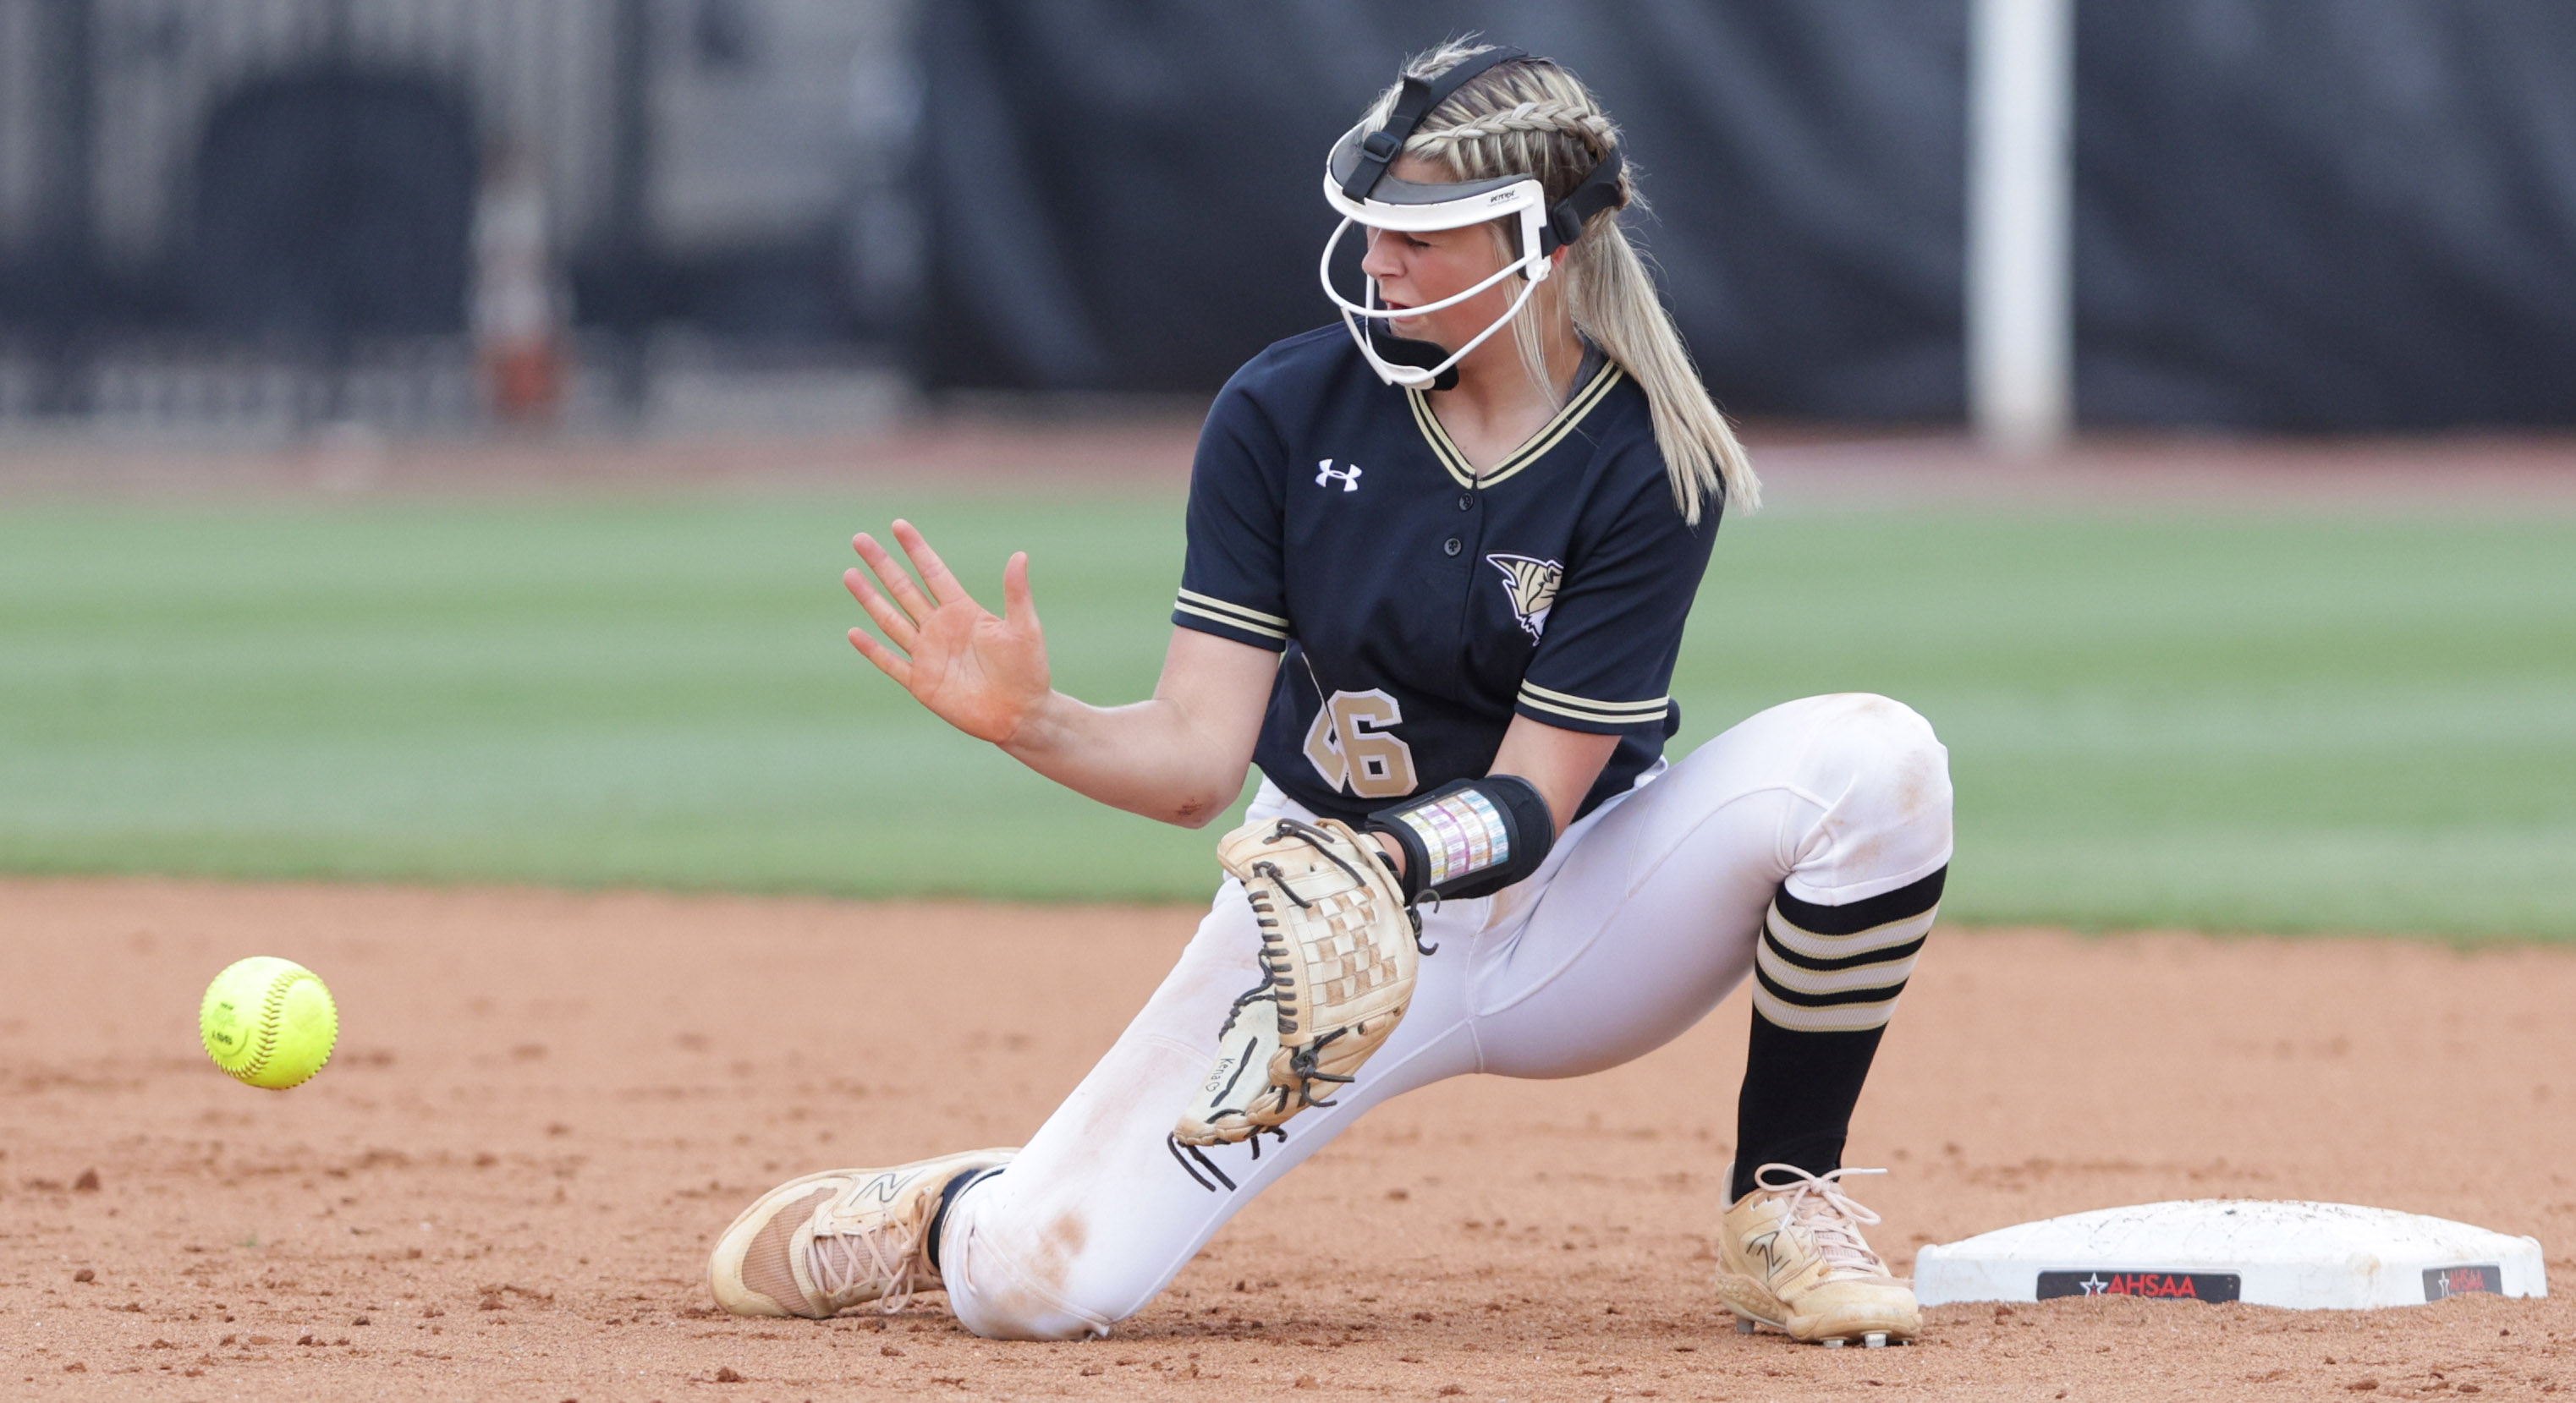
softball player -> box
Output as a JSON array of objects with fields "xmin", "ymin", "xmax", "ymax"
[{"xmin": 709, "ymin": 41, "xmax": 1952, "ymax": 1349}]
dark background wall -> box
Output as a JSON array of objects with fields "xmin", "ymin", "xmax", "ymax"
[
  {"xmin": 920, "ymin": 0, "xmax": 2576, "ymax": 429},
  {"xmin": 3, "ymin": 0, "xmax": 2569, "ymax": 430},
  {"xmin": 2077, "ymin": 2, "xmax": 2576, "ymax": 429},
  {"xmin": 918, "ymin": 0, "xmax": 1970, "ymax": 419}
]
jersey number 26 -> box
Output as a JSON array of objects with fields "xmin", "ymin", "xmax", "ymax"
[{"xmin": 1303, "ymin": 688, "xmax": 1420, "ymax": 800}]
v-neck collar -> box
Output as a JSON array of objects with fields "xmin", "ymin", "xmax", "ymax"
[{"xmin": 1404, "ymin": 358, "xmax": 1624, "ymax": 491}]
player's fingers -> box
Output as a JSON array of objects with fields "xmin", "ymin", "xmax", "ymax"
[
  {"xmin": 847, "ymin": 626, "xmax": 913, "ymax": 687},
  {"xmin": 853, "ymin": 531, "xmax": 937, "ymax": 621},
  {"xmin": 1002, "ymin": 551, "xmax": 1041, "ymax": 633},
  {"xmin": 892, "ymin": 519, "xmax": 973, "ymax": 611},
  {"xmin": 843, "ymin": 565, "xmax": 920, "ymax": 648}
]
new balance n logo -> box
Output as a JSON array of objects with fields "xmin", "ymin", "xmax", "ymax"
[{"xmin": 1747, "ymin": 1230, "xmax": 1787, "ymax": 1280}]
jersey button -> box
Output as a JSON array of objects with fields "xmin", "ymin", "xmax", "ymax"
[
  {"xmin": 1442, "ymin": 537, "xmax": 1463, "ymax": 556},
  {"xmin": 1457, "ymin": 492, "xmax": 1474, "ymax": 511}
]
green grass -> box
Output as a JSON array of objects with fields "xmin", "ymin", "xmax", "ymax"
[{"xmin": 2, "ymin": 492, "xmax": 2570, "ymax": 937}]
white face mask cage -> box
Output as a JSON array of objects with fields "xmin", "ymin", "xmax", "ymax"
[
  {"xmin": 1317, "ymin": 47, "xmax": 1629, "ymax": 391},
  {"xmin": 1317, "ymin": 157, "xmax": 1555, "ymax": 390}
]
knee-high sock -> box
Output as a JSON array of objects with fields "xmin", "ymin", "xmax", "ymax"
[{"xmin": 1730, "ymin": 866, "xmax": 1944, "ymax": 1202}]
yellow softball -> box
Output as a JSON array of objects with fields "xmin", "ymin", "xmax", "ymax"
[{"xmin": 200, "ymin": 956, "xmax": 338, "ymax": 1089}]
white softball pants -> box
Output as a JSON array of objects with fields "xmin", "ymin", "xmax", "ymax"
[{"xmin": 940, "ymin": 692, "xmax": 1953, "ymax": 1340}]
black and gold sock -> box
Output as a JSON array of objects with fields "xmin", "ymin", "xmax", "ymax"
[{"xmin": 1730, "ymin": 866, "xmax": 1945, "ymax": 1203}]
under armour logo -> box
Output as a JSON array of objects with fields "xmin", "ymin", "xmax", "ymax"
[{"xmin": 1315, "ymin": 458, "xmax": 1362, "ymax": 491}]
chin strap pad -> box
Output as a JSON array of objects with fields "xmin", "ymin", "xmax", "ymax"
[
  {"xmin": 1365, "ymin": 775, "xmax": 1557, "ymax": 904},
  {"xmin": 1364, "ymin": 323, "xmax": 1462, "ymax": 392}
]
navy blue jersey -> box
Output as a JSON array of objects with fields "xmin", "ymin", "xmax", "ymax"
[{"xmin": 1172, "ymin": 326, "xmax": 1721, "ymax": 825}]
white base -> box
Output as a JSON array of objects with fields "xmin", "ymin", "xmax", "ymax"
[{"xmin": 1915, "ymin": 1201, "xmax": 2548, "ymax": 1310}]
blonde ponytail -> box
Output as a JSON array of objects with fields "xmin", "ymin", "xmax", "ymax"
[{"xmin": 1362, "ymin": 41, "xmax": 1759, "ymax": 522}]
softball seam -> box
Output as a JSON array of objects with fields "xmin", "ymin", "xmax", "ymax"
[{"xmin": 234, "ymin": 971, "xmax": 321, "ymax": 1087}]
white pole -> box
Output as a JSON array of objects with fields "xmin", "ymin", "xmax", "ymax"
[{"xmin": 1969, "ymin": 0, "xmax": 2074, "ymax": 455}]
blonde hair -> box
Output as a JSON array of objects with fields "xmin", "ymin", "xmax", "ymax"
[{"xmin": 1360, "ymin": 40, "xmax": 1759, "ymax": 521}]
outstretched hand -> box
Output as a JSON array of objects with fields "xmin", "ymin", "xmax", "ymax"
[{"xmin": 844, "ymin": 520, "xmax": 1050, "ymax": 745}]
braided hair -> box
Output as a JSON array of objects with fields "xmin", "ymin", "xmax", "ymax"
[{"xmin": 1358, "ymin": 41, "xmax": 1758, "ymax": 522}]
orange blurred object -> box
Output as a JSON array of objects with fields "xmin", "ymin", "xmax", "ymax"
[{"xmin": 474, "ymin": 140, "xmax": 568, "ymax": 424}]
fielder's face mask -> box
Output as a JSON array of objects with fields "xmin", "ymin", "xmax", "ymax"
[{"xmin": 1320, "ymin": 47, "xmax": 1627, "ymax": 391}]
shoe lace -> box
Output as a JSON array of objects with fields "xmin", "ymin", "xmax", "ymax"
[
  {"xmin": 1752, "ymin": 1163, "xmax": 1891, "ymax": 1277},
  {"xmin": 809, "ymin": 1214, "xmax": 925, "ymax": 1315}
]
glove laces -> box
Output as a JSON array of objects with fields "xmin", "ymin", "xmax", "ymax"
[{"xmin": 1751, "ymin": 1164, "xmax": 1891, "ymax": 1276}]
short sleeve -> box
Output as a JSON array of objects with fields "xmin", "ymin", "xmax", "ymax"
[
  {"xmin": 1171, "ymin": 380, "xmax": 1293, "ymax": 651},
  {"xmin": 1513, "ymin": 458, "xmax": 1717, "ymax": 733}
]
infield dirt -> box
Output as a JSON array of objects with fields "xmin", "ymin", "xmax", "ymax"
[{"xmin": 3, "ymin": 878, "xmax": 2568, "ymax": 1400}]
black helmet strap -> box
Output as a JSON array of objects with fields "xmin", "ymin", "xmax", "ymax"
[
  {"xmin": 1338, "ymin": 47, "xmax": 1529, "ymax": 202},
  {"xmin": 1339, "ymin": 46, "xmax": 1626, "ymax": 255},
  {"xmin": 1541, "ymin": 145, "xmax": 1627, "ymax": 255}
]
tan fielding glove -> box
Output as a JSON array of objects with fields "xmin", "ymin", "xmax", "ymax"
[{"xmin": 1174, "ymin": 816, "xmax": 1421, "ymax": 1148}]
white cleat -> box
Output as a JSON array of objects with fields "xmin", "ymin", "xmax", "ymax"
[
  {"xmin": 709, "ymin": 1148, "xmax": 1013, "ymax": 1318},
  {"xmin": 1713, "ymin": 1162, "xmax": 1923, "ymax": 1347}
]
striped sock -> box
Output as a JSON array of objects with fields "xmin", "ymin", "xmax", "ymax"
[{"xmin": 1730, "ymin": 865, "xmax": 1944, "ymax": 1203}]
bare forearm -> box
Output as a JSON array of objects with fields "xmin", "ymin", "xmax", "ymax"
[
  {"xmin": 1000, "ymin": 690, "xmax": 1249, "ymax": 827},
  {"xmin": 1491, "ymin": 719, "xmax": 1620, "ymax": 839}
]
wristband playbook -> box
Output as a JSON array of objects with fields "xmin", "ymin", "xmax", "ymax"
[{"xmin": 1365, "ymin": 775, "xmax": 1556, "ymax": 903}]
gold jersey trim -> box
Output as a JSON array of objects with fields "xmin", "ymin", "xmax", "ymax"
[
  {"xmin": 1179, "ymin": 587, "xmax": 1288, "ymax": 625},
  {"xmin": 1405, "ymin": 361, "xmax": 1624, "ymax": 491},
  {"xmin": 1516, "ymin": 679, "xmax": 1670, "ymax": 726},
  {"xmin": 1174, "ymin": 589, "xmax": 1289, "ymax": 640}
]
